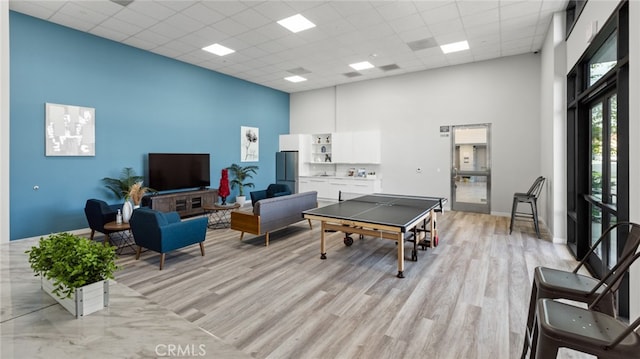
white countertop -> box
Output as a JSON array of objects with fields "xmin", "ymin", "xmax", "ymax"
[{"xmin": 300, "ymin": 175, "xmax": 379, "ymax": 181}]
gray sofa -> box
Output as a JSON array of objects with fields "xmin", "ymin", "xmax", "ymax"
[{"xmin": 230, "ymin": 191, "xmax": 318, "ymax": 246}]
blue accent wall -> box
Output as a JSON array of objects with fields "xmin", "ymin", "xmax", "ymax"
[{"xmin": 9, "ymin": 12, "xmax": 289, "ymax": 240}]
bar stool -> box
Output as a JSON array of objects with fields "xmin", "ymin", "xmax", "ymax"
[{"xmin": 510, "ymin": 176, "xmax": 545, "ymax": 238}]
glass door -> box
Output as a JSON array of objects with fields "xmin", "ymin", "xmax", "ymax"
[
  {"xmin": 450, "ymin": 124, "xmax": 491, "ymax": 213},
  {"xmin": 586, "ymin": 92, "xmax": 618, "ymax": 277}
]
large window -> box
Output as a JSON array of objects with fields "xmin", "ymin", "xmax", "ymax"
[{"xmin": 566, "ymin": 1, "xmax": 629, "ymax": 317}]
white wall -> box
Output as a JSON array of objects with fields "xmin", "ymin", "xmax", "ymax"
[
  {"xmin": 290, "ymin": 86, "xmax": 336, "ymax": 134},
  {"xmin": 566, "ymin": 0, "xmax": 621, "ymax": 70},
  {"xmin": 1, "ymin": 1, "xmax": 9, "ymax": 244},
  {"xmin": 291, "ymin": 54, "xmax": 542, "ymax": 215},
  {"xmin": 540, "ymin": 13, "xmax": 567, "ymax": 243}
]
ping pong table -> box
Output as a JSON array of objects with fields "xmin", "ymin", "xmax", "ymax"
[{"xmin": 303, "ymin": 193, "xmax": 446, "ymax": 278}]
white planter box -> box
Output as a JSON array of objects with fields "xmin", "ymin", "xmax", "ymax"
[{"xmin": 41, "ymin": 277, "xmax": 109, "ymax": 318}]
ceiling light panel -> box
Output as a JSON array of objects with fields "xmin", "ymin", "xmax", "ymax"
[
  {"xmin": 202, "ymin": 43, "xmax": 235, "ymax": 56},
  {"xmin": 277, "ymin": 14, "xmax": 316, "ymax": 33},
  {"xmin": 349, "ymin": 61, "xmax": 374, "ymax": 71},
  {"xmin": 440, "ymin": 40, "xmax": 470, "ymax": 54},
  {"xmin": 285, "ymin": 75, "xmax": 307, "ymax": 83}
]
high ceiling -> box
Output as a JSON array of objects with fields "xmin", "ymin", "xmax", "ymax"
[{"xmin": 9, "ymin": 0, "xmax": 568, "ymax": 93}]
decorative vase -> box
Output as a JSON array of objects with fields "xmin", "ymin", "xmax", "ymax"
[
  {"xmin": 236, "ymin": 196, "xmax": 246, "ymax": 207},
  {"xmin": 122, "ymin": 200, "xmax": 133, "ymax": 223}
]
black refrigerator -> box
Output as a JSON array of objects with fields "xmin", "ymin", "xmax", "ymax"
[{"xmin": 276, "ymin": 151, "xmax": 298, "ymax": 194}]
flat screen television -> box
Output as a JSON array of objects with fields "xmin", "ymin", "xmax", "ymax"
[{"xmin": 148, "ymin": 153, "xmax": 210, "ymax": 191}]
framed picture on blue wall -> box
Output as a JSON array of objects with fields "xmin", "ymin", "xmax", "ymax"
[
  {"xmin": 45, "ymin": 102, "xmax": 95, "ymax": 156},
  {"xmin": 241, "ymin": 126, "xmax": 259, "ymax": 162}
]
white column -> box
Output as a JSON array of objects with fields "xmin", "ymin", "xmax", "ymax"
[{"xmin": 1, "ymin": 1, "xmax": 10, "ymax": 243}]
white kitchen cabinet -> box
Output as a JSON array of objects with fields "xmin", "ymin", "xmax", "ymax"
[
  {"xmin": 279, "ymin": 134, "xmax": 301, "ymax": 151},
  {"xmin": 330, "ymin": 132, "xmax": 352, "ymax": 163},
  {"xmin": 351, "ymin": 131, "xmax": 381, "ymax": 164},
  {"xmin": 301, "ymin": 176, "xmax": 381, "ymax": 199}
]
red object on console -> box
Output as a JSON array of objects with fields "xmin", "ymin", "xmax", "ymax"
[{"xmin": 218, "ymin": 169, "xmax": 230, "ymax": 201}]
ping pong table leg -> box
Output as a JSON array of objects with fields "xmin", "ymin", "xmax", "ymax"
[
  {"xmin": 320, "ymin": 221, "xmax": 327, "ymax": 260},
  {"xmin": 397, "ymin": 233, "xmax": 404, "ymax": 278}
]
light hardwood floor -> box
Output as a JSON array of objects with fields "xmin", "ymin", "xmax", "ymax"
[{"xmin": 115, "ymin": 211, "xmax": 594, "ymax": 359}]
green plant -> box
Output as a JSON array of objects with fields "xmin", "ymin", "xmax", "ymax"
[
  {"xmin": 102, "ymin": 167, "xmax": 145, "ymax": 200},
  {"xmin": 26, "ymin": 233, "xmax": 118, "ymax": 298},
  {"xmin": 226, "ymin": 163, "xmax": 259, "ymax": 196}
]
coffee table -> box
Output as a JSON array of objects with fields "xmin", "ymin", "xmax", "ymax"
[
  {"xmin": 103, "ymin": 221, "xmax": 135, "ymax": 254},
  {"xmin": 202, "ymin": 203, "xmax": 241, "ymax": 229}
]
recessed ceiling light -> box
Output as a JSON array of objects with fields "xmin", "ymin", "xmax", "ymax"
[
  {"xmin": 278, "ymin": 14, "xmax": 316, "ymax": 33},
  {"xmin": 202, "ymin": 43, "xmax": 235, "ymax": 56},
  {"xmin": 349, "ymin": 61, "xmax": 374, "ymax": 71},
  {"xmin": 440, "ymin": 40, "xmax": 470, "ymax": 54},
  {"xmin": 285, "ymin": 75, "xmax": 307, "ymax": 83}
]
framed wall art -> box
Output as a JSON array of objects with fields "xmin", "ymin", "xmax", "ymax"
[
  {"xmin": 45, "ymin": 102, "xmax": 95, "ymax": 156},
  {"xmin": 241, "ymin": 126, "xmax": 259, "ymax": 162}
]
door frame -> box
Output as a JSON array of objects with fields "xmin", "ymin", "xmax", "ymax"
[{"xmin": 450, "ymin": 123, "xmax": 491, "ymax": 214}]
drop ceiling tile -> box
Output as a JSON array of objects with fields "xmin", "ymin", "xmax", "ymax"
[
  {"xmin": 456, "ymin": 0, "xmax": 499, "ymax": 16},
  {"xmin": 151, "ymin": 45, "xmax": 184, "ymax": 59},
  {"xmin": 319, "ymin": 18, "xmax": 358, "ymax": 37},
  {"xmin": 397, "ymin": 27, "xmax": 434, "ymax": 43},
  {"xmin": 329, "ymin": 1, "xmax": 373, "ymax": 17},
  {"xmin": 252, "ymin": 1, "xmax": 297, "ymax": 21},
  {"xmin": 89, "ymin": 25, "xmax": 129, "ymax": 42},
  {"xmin": 461, "ymin": 9, "xmax": 500, "ymax": 28},
  {"xmin": 388, "ymin": 13, "xmax": 426, "ymax": 34},
  {"xmin": 428, "ymin": 18, "xmax": 464, "ymax": 36},
  {"xmin": 122, "ymin": 36, "xmax": 158, "ymax": 51},
  {"xmin": 132, "ymin": 29, "xmax": 172, "ymax": 47},
  {"xmin": 74, "ymin": 1, "xmax": 123, "ymax": 17},
  {"xmin": 419, "ymin": 3, "xmax": 460, "ymax": 24},
  {"xmin": 180, "ymin": 3, "xmax": 226, "ymax": 24},
  {"xmin": 233, "ymin": 8, "xmax": 272, "ymax": 29},
  {"xmin": 201, "ymin": 1, "xmax": 248, "ymax": 16},
  {"xmin": 376, "ymin": 1, "xmax": 420, "ymax": 21},
  {"xmin": 20, "ymin": 1, "xmax": 67, "ymax": 12},
  {"xmin": 113, "ymin": 7, "xmax": 159, "ymax": 29},
  {"xmin": 8, "ymin": 1, "xmax": 59, "ymax": 19},
  {"xmin": 48, "ymin": 11, "xmax": 95, "ymax": 32},
  {"xmin": 302, "ymin": 2, "xmax": 342, "ymax": 24},
  {"xmin": 57, "ymin": 2, "xmax": 109, "ymax": 24},
  {"xmin": 212, "ymin": 17, "xmax": 250, "ymax": 37},
  {"xmin": 256, "ymin": 39, "xmax": 290, "ymax": 54},
  {"xmin": 98, "ymin": 16, "xmax": 144, "ymax": 37},
  {"xmin": 234, "ymin": 29, "xmax": 273, "ymax": 47},
  {"xmin": 148, "ymin": 20, "xmax": 189, "ymax": 40},
  {"xmin": 127, "ymin": 1, "xmax": 176, "ymax": 21},
  {"xmin": 163, "ymin": 12, "xmax": 205, "ymax": 33},
  {"xmin": 345, "ymin": 7, "xmax": 386, "ymax": 29},
  {"xmin": 500, "ymin": 1, "xmax": 542, "ymax": 20}
]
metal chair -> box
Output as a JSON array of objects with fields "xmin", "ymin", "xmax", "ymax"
[
  {"xmin": 521, "ymin": 222, "xmax": 640, "ymax": 358},
  {"xmin": 510, "ymin": 176, "xmax": 545, "ymax": 238},
  {"xmin": 528, "ymin": 251, "xmax": 640, "ymax": 358}
]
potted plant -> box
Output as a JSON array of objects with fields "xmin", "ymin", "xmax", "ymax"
[
  {"xmin": 25, "ymin": 232, "xmax": 118, "ymax": 317},
  {"xmin": 102, "ymin": 167, "xmax": 145, "ymax": 199},
  {"xmin": 227, "ymin": 163, "xmax": 259, "ymax": 206},
  {"xmin": 102, "ymin": 167, "xmax": 153, "ymax": 222}
]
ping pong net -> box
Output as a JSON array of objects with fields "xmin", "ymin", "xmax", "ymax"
[{"xmin": 338, "ymin": 191, "xmax": 445, "ymax": 213}]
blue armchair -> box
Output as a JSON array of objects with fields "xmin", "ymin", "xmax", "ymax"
[
  {"xmin": 250, "ymin": 183, "xmax": 292, "ymax": 206},
  {"xmin": 84, "ymin": 199, "xmax": 123, "ymax": 241},
  {"xmin": 129, "ymin": 208, "xmax": 208, "ymax": 270}
]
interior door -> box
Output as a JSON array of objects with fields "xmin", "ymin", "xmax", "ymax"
[{"xmin": 450, "ymin": 124, "xmax": 491, "ymax": 213}]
